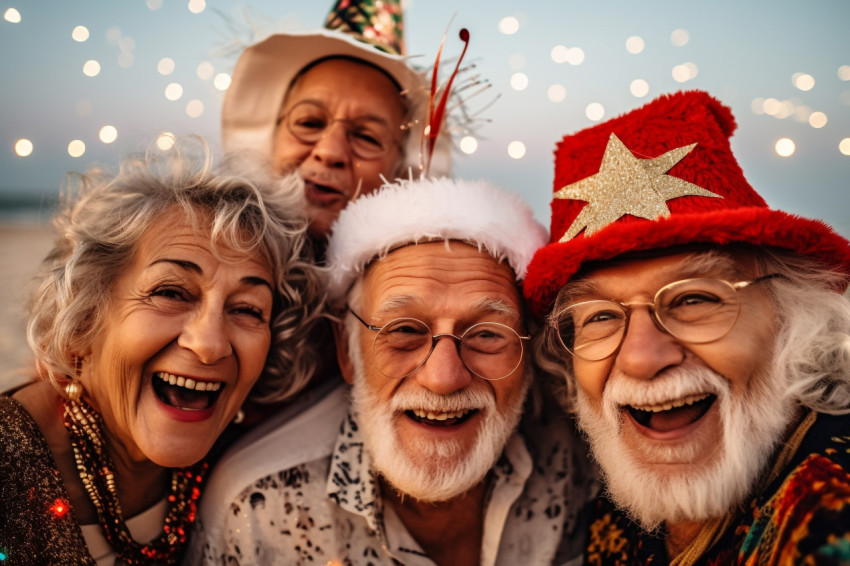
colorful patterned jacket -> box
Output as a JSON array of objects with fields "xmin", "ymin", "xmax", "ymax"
[{"xmin": 585, "ymin": 410, "xmax": 850, "ymax": 565}]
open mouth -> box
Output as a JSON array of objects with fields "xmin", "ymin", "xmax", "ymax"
[
  {"xmin": 305, "ymin": 179, "xmax": 344, "ymax": 197},
  {"xmin": 405, "ymin": 408, "xmax": 478, "ymax": 427},
  {"xmin": 151, "ymin": 372, "xmax": 224, "ymax": 411},
  {"xmin": 625, "ymin": 393, "xmax": 716, "ymax": 433}
]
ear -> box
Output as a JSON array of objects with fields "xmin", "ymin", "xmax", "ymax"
[{"xmin": 332, "ymin": 319, "xmax": 355, "ymax": 385}]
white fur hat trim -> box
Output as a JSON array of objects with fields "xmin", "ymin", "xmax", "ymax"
[{"xmin": 326, "ymin": 177, "xmax": 548, "ymax": 301}]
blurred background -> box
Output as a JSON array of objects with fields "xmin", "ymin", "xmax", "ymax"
[{"xmin": 1, "ymin": 0, "xmax": 849, "ymax": 385}]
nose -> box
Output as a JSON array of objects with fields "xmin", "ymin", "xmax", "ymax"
[
  {"xmin": 310, "ymin": 121, "xmax": 350, "ymax": 169},
  {"xmin": 177, "ymin": 308, "xmax": 233, "ymax": 365},
  {"xmin": 613, "ymin": 307, "xmax": 684, "ymax": 381},
  {"xmin": 413, "ymin": 336, "xmax": 472, "ymax": 395}
]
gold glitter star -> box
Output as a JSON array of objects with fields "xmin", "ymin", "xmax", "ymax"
[{"xmin": 554, "ymin": 133, "xmax": 721, "ymax": 242}]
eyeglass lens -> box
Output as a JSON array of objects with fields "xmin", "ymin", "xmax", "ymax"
[
  {"xmin": 285, "ymin": 101, "xmax": 396, "ymax": 159},
  {"xmin": 371, "ymin": 318, "xmax": 525, "ymax": 380},
  {"xmin": 557, "ymin": 278, "xmax": 744, "ymax": 361}
]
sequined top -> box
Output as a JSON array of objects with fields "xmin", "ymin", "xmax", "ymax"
[
  {"xmin": 0, "ymin": 394, "xmax": 97, "ymax": 565},
  {"xmin": 187, "ymin": 382, "xmax": 598, "ymax": 565},
  {"xmin": 584, "ymin": 411, "xmax": 850, "ymax": 565}
]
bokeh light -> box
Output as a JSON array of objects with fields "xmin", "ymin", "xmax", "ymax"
[
  {"xmin": 839, "ymin": 138, "xmax": 850, "ymax": 156},
  {"xmin": 164, "ymin": 83, "xmax": 183, "ymax": 101},
  {"xmin": 625, "ymin": 36, "xmax": 645, "ymax": 54},
  {"xmin": 147, "ymin": 0, "xmax": 163, "ymax": 9},
  {"xmin": 14, "ymin": 139, "xmax": 33, "ymax": 157},
  {"xmin": 99, "ymin": 125, "xmax": 118, "ymax": 144},
  {"xmin": 157, "ymin": 57, "xmax": 175, "ymax": 75},
  {"xmin": 213, "ymin": 73, "xmax": 231, "ymax": 91},
  {"xmin": 792, "ymin": 72, "xmax": 815, "ymax": 91},
  {"xmin": 186, "ymin": 99, "xmax": 204, "ymax": 118},
  {"xmin": 83, "ymin": 60, "xmax": 101, "ymax": 77},
  {"xmin": 67, "ymin": 140, "xmax": 86, "ymax": 158},
  {"xmin": 156, "ymin": 133, "xmax": 176, "ymax": 151},
  {"xmin": 507, "ymin": 141, "xmax": 526, "ymax": 159},
  {"xmin": 106, "ymin": 26, "xmax": 122, "ymax": 44},
  {"xmin": 71, "ymin": 26, "xmax": 89, "ymax": 42},
  {"xmin": 3, "ymin": 8, "xmax": 21, "ymax": 23},
  {"xmin": 459, "ymin": 136, "xmax": 478, "ymax": 155},
  {"xmin": 630, "ymin": 79, "xmax": 649, "ymax": 98},
  {"xmin": 565, "ymin": 47, "xmax": 585, "ymax": 65},
  {"xmin": 498, "ymin": 16, "xmax": 519, "ymax": 35},
  {"xmin": 197, "ymin": 61, "xmax": 215, "ymax": 81},
  {"xmin": 510, "ymin": 72, "xmax": 529, "ymax": 91},
  {"xmin": 671, "ymin": 28, "xmax": 690, "ymax": 46},
  {"xmin": 808, "ymin": 111, "xmax": 827, "ymax": 128},
  {"xmin": 187, "ymin": 0, "xmax": 206, "ymax": 14},
  {"xmin": 775, "ymin": 138, "xmax": 795, "ymax": 157},
  {"xmin": 118, "ymin": 52, "xmax": 134, "ymax": 68},
  {"xmin": 550, "ymin": 45, "xmax": 568, "ymax": 64},
  {"xmin": 547, "ymin": 84, "xmax": 567, "ymax": 103},
  {"xmin": 672, "ymin": 62, "xmax": 698, "ymax": 83},
  {"xmin": 839, "ymin": 65, "xmax": 850, "ymax": 81},
  {"xmin": 586, "ymin": 102, "xmax": 605, "ymax": 121}
]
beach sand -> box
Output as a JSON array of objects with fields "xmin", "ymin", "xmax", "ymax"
[{"xmin": 0, "ymin": 222, "xmax": 54, "ymax": 391}]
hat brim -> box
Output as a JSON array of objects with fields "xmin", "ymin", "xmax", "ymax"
[
  {"xmin": 221, "ymin": 29, "xmax": 449, "ymax": 176},
  {"xmin": 524, "ymin": 207, "xmax": 850, "ymax": 318}
]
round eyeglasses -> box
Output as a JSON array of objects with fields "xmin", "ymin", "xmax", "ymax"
[
  {"xmin": 549, "ymin": 274, "xmax": 782, "ymax": 361},
  {"xmin": 349, "ymin": 309, "xmax": 531, "ymax": 381},
  {"xmin": 279, "ymin": 100, "xmax": 401, "ymax": 160}
]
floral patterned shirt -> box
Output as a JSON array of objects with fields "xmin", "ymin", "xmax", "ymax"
[
  {"xmin": 584, "ymin": 411, "xmax": 850, "ymax": 566},
  {"xmin": 188, "ymin": 383, "xmax": 596, "ymax": 565}
]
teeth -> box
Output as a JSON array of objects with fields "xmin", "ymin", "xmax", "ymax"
[
  {"xmin": 411, "ymin": 408, "xmax": 471, "ymax": 421},
  {"xmin": 631, "ymin": 393, "xmax": 710, "ymax": 413},
  {"xmin": 156, "ymin": 372, "xmax": 221, "ymax": 392}
]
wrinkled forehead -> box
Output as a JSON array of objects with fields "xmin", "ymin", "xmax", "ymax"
[{"xmin": 357, "ymin": 241, "xmax": 522, "ymax": 313}]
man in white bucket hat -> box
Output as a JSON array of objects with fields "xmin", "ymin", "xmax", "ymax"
[{"xmin": 222, "ymin": 0, "xmax": 452, "ymax": 240}]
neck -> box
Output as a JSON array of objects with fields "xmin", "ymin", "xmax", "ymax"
[
  {"xmin": 382, "ymin": 476, "xmax": 487, "ymax": 566},
  {"xmin": 665, "ymin": 520, "xmax": 706, "ymax": 559}
]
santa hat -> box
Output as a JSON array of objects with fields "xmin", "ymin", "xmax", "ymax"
[
  {"xmin": 221, "ymin": 0, "xmax": 451, "ymax": 177},
  {"xmin": 326, "ymin": 177, "xmax": 548, "ymax": 302},
  {"xmin": 524, "ymin": 90, "xmax": 850, "ymax": 318}
]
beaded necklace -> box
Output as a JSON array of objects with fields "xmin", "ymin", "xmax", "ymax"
[{"xmin": 62, "ymin": 392, "xmax": 208, "ymax": 565}]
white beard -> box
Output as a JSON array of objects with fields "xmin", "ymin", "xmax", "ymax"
[
  {"xmin": 350, "ymin": 349, "xmax": 529, "ymax": 503},
  {"xmin": 575, "ymin": 361, "xmax": 795, "ymax": 532}
]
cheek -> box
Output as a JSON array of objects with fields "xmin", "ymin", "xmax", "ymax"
[
  {"xmin": 572, "ymin": 359, "xmax": 610, "ymax": 403},
  {"xmin": 272, "ymin": 130, "xmax": 308, "ymax": 172},
  {"xmin": 237, "ymin": 330, "xmax": 272, "ymax": 384}
]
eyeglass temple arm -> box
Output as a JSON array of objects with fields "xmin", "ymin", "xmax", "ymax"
[{"xmin": 346, "ymin": 306, "xmax": 382, "ymax": 332}]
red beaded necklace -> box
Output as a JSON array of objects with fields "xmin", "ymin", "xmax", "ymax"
[{"xmin": 63, "ymin": 391, "xmax": 208, "ymax": 565}]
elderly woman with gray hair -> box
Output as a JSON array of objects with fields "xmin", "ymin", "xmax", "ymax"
[{"xmin": 0, "ymin": 138, "xmax": 325, "ymax": 565}]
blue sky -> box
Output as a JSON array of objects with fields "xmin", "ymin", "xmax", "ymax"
[{"xmin": 1, "ymin": 0, "xmax": 849, "ymax": 235}]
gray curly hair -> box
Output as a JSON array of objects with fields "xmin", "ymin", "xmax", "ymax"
[{"xmin": 27, "ymin": 136, "xmax": 326, "ymax": 403}]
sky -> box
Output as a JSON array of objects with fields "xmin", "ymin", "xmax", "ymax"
[{"xmin": 1, "ymin": 0, "xmax": 849, "ymax": 236}]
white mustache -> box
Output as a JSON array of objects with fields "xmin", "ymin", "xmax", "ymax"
[
  {"xmin": 601, "ymin": 362, "xmax": 729, "ymax": 423},
  {"xmin": 389, "ymin": 385, "xmax": 494, "ymax": 415}
]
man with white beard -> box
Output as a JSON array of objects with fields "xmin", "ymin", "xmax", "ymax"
[
  {"xmin": 192, "ymin": 177, "xmax": 596, "ymax": 565},
  {"xmin": 524, "ymin": 90, "xmax": 850, "ymax": 564}
]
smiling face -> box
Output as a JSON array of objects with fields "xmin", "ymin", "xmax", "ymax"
[
  {"xmin": 273, "ymin": 58, "xmax": 406, "ymax": 238},
  {"xmin": 565, "ymin": 250, "xmax": 795, "ymax": 529},
  {"xmin": 337, "ymin": 241, "xmax": 530, "ymax": 501},
  {"xmin": 78, "ymin": 208, "xmax": 274, "ymax": 468}
]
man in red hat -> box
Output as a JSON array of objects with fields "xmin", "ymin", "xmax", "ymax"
[
  {"xmin": 526, "ymin": 90, "xmax": 850, "ymax": 564},
  {"xmin": 222, "ymin": 0, "xmax": 452, "ymax": 241}
]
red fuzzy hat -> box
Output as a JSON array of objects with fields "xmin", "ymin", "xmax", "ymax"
[{"xmin": 524, "ymin": 90, "xmax": 850, "ymax": 318}]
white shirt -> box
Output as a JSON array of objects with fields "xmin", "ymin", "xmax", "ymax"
[{"xmin": 186, "ymin": 381, "xmax": 595, "ymax": 565}]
